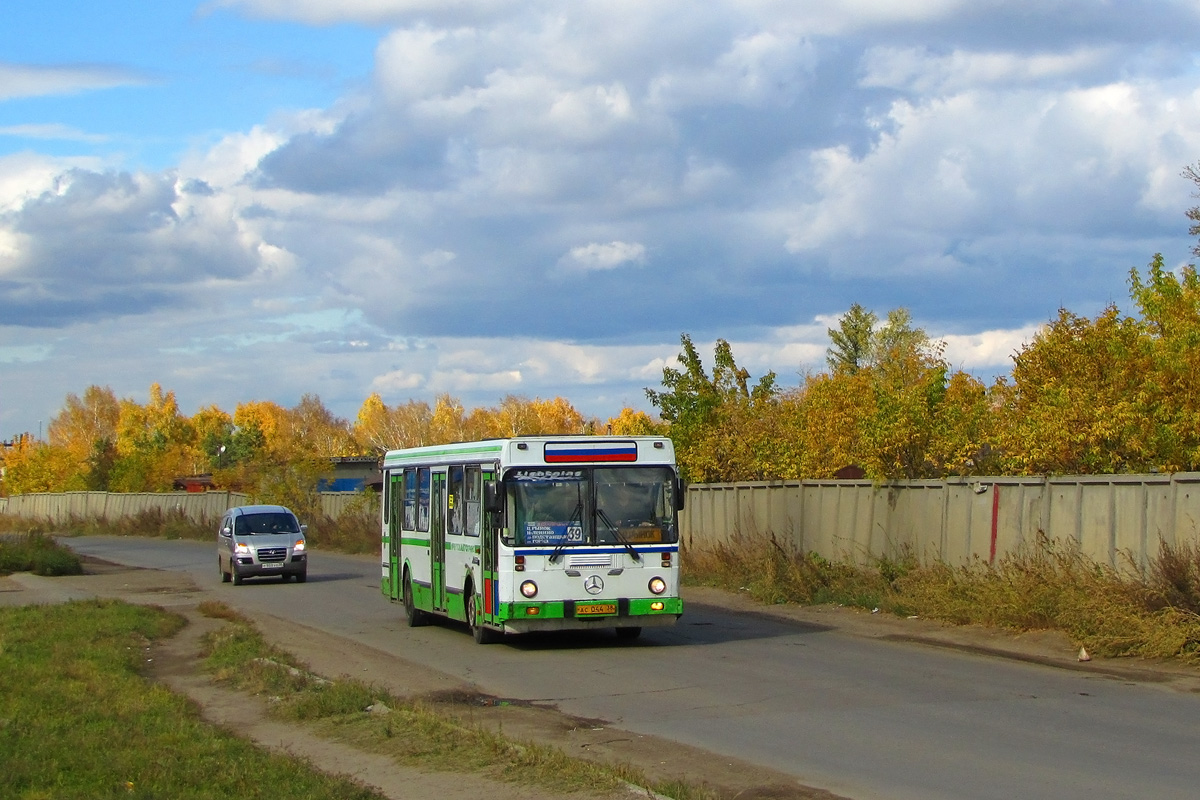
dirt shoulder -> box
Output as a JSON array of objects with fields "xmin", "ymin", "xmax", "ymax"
[{"xmin": 4, "ymin": 560, "xmax": 1198, "ymax": 800}]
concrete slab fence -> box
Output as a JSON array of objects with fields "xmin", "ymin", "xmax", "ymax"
[
  {"xmin": 0, "ymin": 491, "xmax": 365, "ymax": 525},
  {"xmin": 5, "ymin": 472, "xmax": 1200, "ymax": 568},
  {"xmin": 678, "ymin": 473, "xmax": 1200, "ymax": 570}
]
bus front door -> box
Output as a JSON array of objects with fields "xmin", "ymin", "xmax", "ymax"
[
  {"xmin": 481, "ymin": 467, "xmax": 499, "ymax": 627},
  {"xmin": 431, "ymin": 471, "xmax": 447, "ymax": 613},
  {"xmin": 387, "ymin": 471, "xmax": 404, "ymax": 600}
]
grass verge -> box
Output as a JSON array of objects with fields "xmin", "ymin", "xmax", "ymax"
[
  {"xmin": 685, "ymin": 532, "xmax": 1200, "ymax": 663},
  {"xmin": 196, "ymin": 600, "xmax": 718, "ymax": 800},
  {"xmin": 0, "ymin": 500, "xmax": 380, "ymax": 554},
  {"xmin": 0, "ymin": 531, "xmax": 83, "ymax": 576},
  {"xmin": 0, "ymin": 598, "xmax": 386, "ymax": 800}
]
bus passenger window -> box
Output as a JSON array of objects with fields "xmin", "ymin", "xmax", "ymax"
[
  {"xmin": 448, "ymin": 466, "xmax": 464, "ymax": 536},
  {"xmin": 417, "ymin": 468, "xmax": 431, "ymax": 532},
  {"xmin": 404, "ymin": 470, "xmax": 417, "ymax": 530},
  {"xmin": 465, "ymin": 465, "xmax": 481, "ymax": 537}
]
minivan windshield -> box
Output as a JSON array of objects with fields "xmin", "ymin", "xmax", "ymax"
[
  {"xmin": 235, "ymin": 512, "xmax": 301, "ymax": 535},
  {"xmin": 506, "ymin": 466, "xmax": 678, "ymax": 547}
]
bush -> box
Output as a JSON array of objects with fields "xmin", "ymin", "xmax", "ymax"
[
  {"xmin": 0, "ymin": 532, "xmax": 84, "ymax": 576},
  {"xmin": 684, "ymin": 530, "xmax": 1200, "ymax": 664}
]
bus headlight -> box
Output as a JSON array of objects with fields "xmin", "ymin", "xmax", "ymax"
[
  {"xmin": 520, "ymin": 580, "xmax": 539, "ymax": 598},
  {"xmin": 648, "ymin": 577, "xmax": 667, "ymax": 595}
]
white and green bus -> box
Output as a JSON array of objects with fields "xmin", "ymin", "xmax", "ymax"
[{"xmin": 380, "ymin": 436, "xmax": 685, "ymax": 643}]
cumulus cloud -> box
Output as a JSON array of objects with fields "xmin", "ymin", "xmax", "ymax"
[
  {"xmin": 557, "ymin": 241, "xmax": 647, "ymax": 273},
  {"xmin": 370, "ymin": 369, "xmax": 425, "ymax": 393},
  {"xmin": 8, "ymin": 0, "xmax": 1200, "ymax": 435},
  {"xmin": 0, "ymin": 168, "xmax": 282, "ymax": 326}
]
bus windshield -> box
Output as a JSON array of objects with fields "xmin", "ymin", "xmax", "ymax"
[{"xmin": 507, "ymin": 466, "xmax": 678, "ymax": 547}]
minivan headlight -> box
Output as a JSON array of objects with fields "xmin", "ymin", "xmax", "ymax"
[
  {"xmin": 293, "ymin": 540, "xmax": 305, "ymax": 552},
  {"xmin": 234, "ymin": 543, "xmax": 251, "ymax": 555}
]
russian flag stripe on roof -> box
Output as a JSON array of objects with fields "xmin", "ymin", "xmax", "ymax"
[{"xmin": 544, "ymin": 441, "xmax": 638, "ymax": 463}]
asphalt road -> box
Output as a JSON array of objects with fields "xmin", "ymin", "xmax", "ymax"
[{"xmin": 61, "ymin": 536, "xmax": 1200, "ymax": 800}]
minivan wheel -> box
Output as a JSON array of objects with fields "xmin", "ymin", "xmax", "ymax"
[
  {"xmin": 232, "ymin": 568, "xmax": 243, "ymax": 586},
  {"xmin": 220, "ymin": 558, "xmax": 230, "ymax": 583},
  {"xmin": 295, "ymin": 569, "xmax": 307, "ymax": 583}
]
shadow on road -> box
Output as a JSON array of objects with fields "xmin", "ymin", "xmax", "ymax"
[{"xmin": 473, "ymin": 600, "xmax": 834, "ymax": 652}]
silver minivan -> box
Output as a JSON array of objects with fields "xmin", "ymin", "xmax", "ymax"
[{"xmin": 217, "ymin": 504, "xmax": 308, "ymax": 584}]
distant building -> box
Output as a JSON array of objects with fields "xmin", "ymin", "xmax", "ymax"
[
  {"xmin": 321, "ymin": 456, "xmax": 382, "ymax": 492},
  {"xmin": 173, "ymin": 456, "xmax": 382, "ymax": 494}
]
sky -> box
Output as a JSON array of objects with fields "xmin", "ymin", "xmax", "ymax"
[{"xmin": 4, "ymin": 1, "xmax": 1200, "ymax": 439}]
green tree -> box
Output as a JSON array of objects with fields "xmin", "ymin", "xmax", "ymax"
[
  {"xmin": 646, "ymin": 334, "xmax": 777, "ymax": 481},
  {"xmin": 1128, "ymin": 254, "xmax": 1200, "ymax": 469},
  {"xmin": 826, "ymin": 303, "xmax": 878, "ymax": 375}
]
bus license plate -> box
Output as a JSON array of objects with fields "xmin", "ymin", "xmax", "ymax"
[{"xmin": 576, "ymin": 603, "xmax": 616, "ymax": 615}]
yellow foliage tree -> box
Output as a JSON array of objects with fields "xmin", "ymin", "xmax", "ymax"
[
  {"xmin": 995, "ymin": 305, "xmax": 1156, "ymax": 474},
  {"xmin": 109, "ymin": 384, "xmax": 197, "ymax": 491},
  {"xmin": 606, "ymin": 407, "xmax": 665, "ymax": 436},
  {"xmin": 47, "ymin": 385, "xmax": 120, "ymax": 467},
  {"xmin": 354, "ymin": 393, "xmax": 436, "ymax": 453},
  {"xmin": 429, "ymin": 394, "xmax": 467, "ymax": 444}
]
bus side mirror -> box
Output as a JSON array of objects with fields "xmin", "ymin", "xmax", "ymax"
[
  {"xmin": 675, "ymin": 479, "xmax": 687, "ymax": 511},
  {"xmin": 484, "ymin": 480, "xmax": 505, "ymax": 514}
]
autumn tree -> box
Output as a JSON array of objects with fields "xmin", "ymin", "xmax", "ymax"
[
  {"xmin": 108, "ymin": 384, "xmax": 196, "ymax": 492},
  {"xmin": 46, "ymin": 385, "xmax": 120, "ymax": 489},
  {"xmin": 995, "ymin": 305, "xmax": 1156, "ymax": 474},
  {"xmin": 776, "ymin": 371, "xmax": 875, "ymax": 479},
  {"xmin": 354, "ymin": 394, "xmax": 434, "ymax": 453},
  {"xmin": 606, "ymin": 407, "xmax": 666, "ymax": 436},
  {"xmin": 429, "ymin": 394, "xmax": 467, "ymax": 444},
  {"xmin": 1128, "ymin": 254, "xmax": 1200, "ymax": 469},
  {"xmin": 646, "ymin": 334, "xmax": 778, "ymax": 481},
  {"xmin": 1, "ymin": 443, "xmax": 86, "ymax": 493},
  {"xmin": 859, "ymin": 310, "xmax": 949, "ymax": 478}
]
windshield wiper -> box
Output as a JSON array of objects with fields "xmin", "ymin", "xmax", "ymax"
[
  {"xmin": 596, "ymin": 508, "xmax": 641, "ymax": 562},
  {"xmin": 549, "ymin": 498, "xmax": 583, "ymax": 564}
]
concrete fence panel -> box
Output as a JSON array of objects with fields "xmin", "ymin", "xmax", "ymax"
[
  {"xmin": 680, "ymin": 472, "xmax": 1200, "ymax": 568},
  {"xmin": 10, "ymin": 472, "xmax": 1200, "ymax": 568}
]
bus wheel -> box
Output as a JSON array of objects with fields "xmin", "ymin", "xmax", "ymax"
[
  {"xmin": 615, "ymin": 626, "xmax": 642, "ymax": 641},
  {"xmin": 467, "ymin": 588, "xmax": 499, "ymax": 644},
  {"xmin": 404, "ymin": 570, "xmax": 428, "ymax": 628}
]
